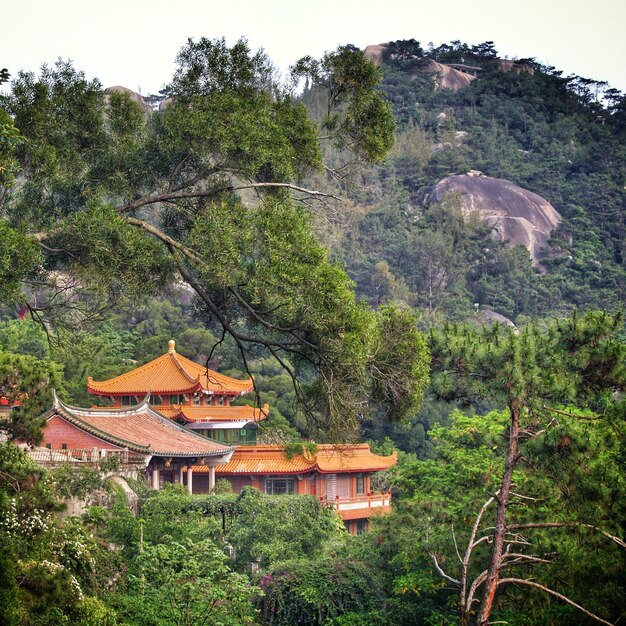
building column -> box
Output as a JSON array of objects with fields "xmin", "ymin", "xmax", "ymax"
[
  {"xmin": 208, "ymin": 466, "xmax": 216, "ymax": 492},
  {"xmin": 187, "ymin": 466, "xmax": 193, "ymax": 494},
  {"xmin": 152, "ymin": 466, "xmax": 160, "ymax": 490},
  {"xmin": 178, "ymin": 466, "xmax": 184, "ymax": 484}
]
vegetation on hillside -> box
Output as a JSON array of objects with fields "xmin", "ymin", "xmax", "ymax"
[{"xmin": 304, "ymin": 39, "xmax": 626, "ymax": 321}]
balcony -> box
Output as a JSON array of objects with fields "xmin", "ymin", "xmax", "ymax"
[
  {"xmin": 320, "ymin": 492, "xmax": 392, "ymax": 521},
  {"xmin": 25, "ymin": 446, "xmax": 146, "ymax": 468}
]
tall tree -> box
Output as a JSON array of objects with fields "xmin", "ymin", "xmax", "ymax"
[
  {"xmin": 0, "ymin": 39, "xmax": 426, "ymax": 438},
  {"xmin": 428, "ymin": 312, "xmax": 626, "ymax": 625}
]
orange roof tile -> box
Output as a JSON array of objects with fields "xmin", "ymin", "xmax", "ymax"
[
  {"xmin": 208, "ymin": 444, "xmax": 397, "ymax": 476},
  {"xmin": 88, "ymin": 340, "xmax": 254, "ymax": 397},
  {"xmin": 159, "ymin": 404, "xmax": 269, "ymax": 423},
  {"xmin": 48, "ymin": 396, "xmax": 234, "ymax": 458},
  {"xmin": 314, "ymin": 444, "xmax": 398, "ymax": 473},
  {"xmin": 214, "ymin": 446, "xmax": 316, "ymax": 475}
]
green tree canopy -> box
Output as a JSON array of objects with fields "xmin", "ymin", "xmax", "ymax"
[{"xmin": 0, "ymin": 39, "xmax": 426, "ymax": 438}]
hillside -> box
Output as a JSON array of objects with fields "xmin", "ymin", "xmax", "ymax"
[{"xmin": 306, "ymin": 39, "xmax": 626, "ymax": 321}]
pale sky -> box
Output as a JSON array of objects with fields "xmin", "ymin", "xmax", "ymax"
[{"xmin": 3, "ymin": 0, "xmax": 625, "ymax": 94}]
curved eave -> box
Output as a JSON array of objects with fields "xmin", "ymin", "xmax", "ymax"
[
  {"xmin": 47, "ymin": 397, "xmax": 235, "ymax": 459},
  {"xmin": 151, "ymin": 448, "xmax": 233, "ymax": 458},
  {"xmin": 315, "ymin": 465, "xmax": 396, "ymax": 474},
  {"xmin": 87, "ymin": 379, "xmax": 202, "ymax": 397},
  {"xmin": 48, "ymin": 405, "xmax": 151, "ymax": 455}
]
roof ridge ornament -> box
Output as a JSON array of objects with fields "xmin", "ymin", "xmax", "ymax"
[
  {"xmin": 52, "ymin": 389, "xmax": 60, "ymax": 409},
  {"xmin": 138, "ymin": 393, "xmax": 151, "ymax": 410},
  {"xmin": 168, "ymin": 339, "xmax": 176, "ymax": 354}
]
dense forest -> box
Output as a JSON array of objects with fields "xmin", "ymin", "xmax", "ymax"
[
  {"xmin": 311, "ymin": 39, "xmax": 626, "ymax": 321},
  {"xmin": 0, "ymin": 37, "xmax": 625, "ymax": 625}
]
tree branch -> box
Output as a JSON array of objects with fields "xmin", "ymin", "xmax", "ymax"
[
  {"xmin": 125, "ymin": 217, "xmax": 204, "ymax": 265},
  {"xmin": 117, "ymin": 182, "xmax": 340, "ymax": 214},
  {"xmin": 505, "ymin": 523, "xmax": 626, "ymax": 550},
  {"xmin": 465, "ymin": 570, "xmax": 488, "ymax": 613},
  {"xmin": 461, "ymin": 495, "xmax": 496, "ymax": 610},
  {"xmin": 541, "ymin": 405, "xmax": 601, "ymax": 421},
  {"xmin": 429, "ymin": 552, "xmax": 461, "ymax": 586},
  {"xmin": 498, "ymin": 578, "xmax": 614, "ymax": 626}
]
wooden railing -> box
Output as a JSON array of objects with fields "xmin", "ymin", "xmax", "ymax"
[
  {"xmin": 27, "ymin": 446, "xmax": 146, "ymax": 467},
  {"xmin": 320, "ymin": 492, "xmax": 392, "ymax": 515}
]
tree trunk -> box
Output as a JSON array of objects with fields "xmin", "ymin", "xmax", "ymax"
[{"xmin": 476, "ymin": 400, "xmax": 521, "ymax": 626}]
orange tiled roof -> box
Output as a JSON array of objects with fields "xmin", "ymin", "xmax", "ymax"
[
  {"xmin": 47, "ymin": 396, "xmax": 234, "ymax": 458},
  {"xmin": 158, "ymin": 404, "xmax": 269, "ymax": 423},
  {"xmin": 208, "ymin": 444, "xmax": 397, "ymax": 475},
  {"xmin": 314, "ymin": 444, "xmax": 398, "ymax": 473},
  {"xmin": 87, "ymin": 340, "xmax": 254, "ymax": 397},
  {"xmin": 214, "ymin": 446, "xmax": 316, "ymax": 475}
]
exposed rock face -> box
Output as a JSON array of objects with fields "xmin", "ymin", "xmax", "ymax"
[
  {"xmin": 426, "ymin": 172, "xmax": 561, "ymax": 264},
  {"xmin": 499, "ymin": 59, "xmax": 535, "ymax": 75},
  {"xmin": 422, "ymin": 59, "xmax": 475, "ymax": 91},
  {"xmin": 365, "ymin": 44, "xmax": 536, "ymax": 91},
  {"xmin": 159, "ymin": 96, "xmax": 174, "ymax": 111},
  {"xmin": 475, "ymin": 309, "xmax": 518, "ymax": 331},
  {"xmin": 104, "ymin": 86, "xmax": 153, "ymax": 115},
  {"xmin": 364, "ymin": 44, "xmax": 475, "ymax": 92},
  {"xmin": 364, "ymin": 44, "xmax": 386, "ymax": 65}
]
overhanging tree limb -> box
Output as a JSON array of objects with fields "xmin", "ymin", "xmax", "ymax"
[
  {"xmin": 498, "ymin": 578, "xmax": 614, "ymax": 626},
  {"xmin": 117, "ymin": 183, "xmax": 340, "ymax": 214}
]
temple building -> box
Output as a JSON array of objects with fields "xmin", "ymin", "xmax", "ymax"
[
  {"xmin": 87, "ymin": 340, "xmax": 267, "ymax": 446},
  {"xmin": 42, "ymin": 394, "xmax": 234, "ymax": 492},
  {"xmin": 215, "ymin": 444, "xmax": 395, "ymax": 534},
  {"xmin": 40, "ymin": 339, "xmax": 396, "ymax": 532}
]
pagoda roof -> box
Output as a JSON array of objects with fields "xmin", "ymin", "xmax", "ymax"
[
  {"xmin": 45, "ymin": 395, "xmax": 234, "ymax": 459},
  {"xmin": 203, "ymin": 444, "xmax": 397, "ymax": 476},
  {"xmin": 87, "ymin": 340, "xmax": 254, "ymax": 397},
  {"xmin": 158, "ymin": 404, "xmax": 269, "ymax": 423}
]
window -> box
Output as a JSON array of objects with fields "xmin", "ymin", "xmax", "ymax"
[
  {"xmin": 355, "ymin": 473, "xmax": 365, "ymax": 495},
  {"xmin": 215, "ymin": 429, "xmax": 236, "ymax": 443},
  {"xmin": 121, "ymin": 395, "xmax": 135, "ymax": 406},
  {"xmin": 217, "ymin": 396, "xmax": 224, "ymax": 406},
  {"xmin": 356, "ymin": 519, "xmax": 368, "ymax": 535},
  {"xmin": 61, "ymin": 443, "xmax": 67, "ymax": 450},
  {"xmin": 150, "ymin": 394, "xmax": 163, "ymax": 405},
  {"xmin": 265, "ymin": 478, "xmax": 295, "ymax": 495},
  {"xmin": 193, "ymin": 395, "xmax": 201, "ymax": 406},
  {"xmin": 240, "ymin": 428, "xmax": 257, "ymax": 445}
]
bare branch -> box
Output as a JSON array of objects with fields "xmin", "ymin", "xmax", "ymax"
[
  {"xmin": 429, "ymin": 553, "xmax": 461, "ymax": 586},
  {"xmin": 452, "ymin": 524, "xmax": 463, "ymax": 565},
  {"xmin": 509, "ymin": 492, "xmax": 544, "ymax": 502},
  {"xmin": 461, "ymin": 495, "xmax": 496, "ymax": 609},
  {"xmin": 501, "ymin": 553, "xmax": 552, "ymax": 566},
  {"xmin": 465, "ymin": 570, "xmax": 488, "ymax": 613},
  {"xmin": 498, "ymin": 578, "xmax": 614, "ymax": 626}
]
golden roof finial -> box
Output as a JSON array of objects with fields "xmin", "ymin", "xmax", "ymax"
[{"xmin": 168, "ymin": 339, "xmax": 176, "ymax": 354}]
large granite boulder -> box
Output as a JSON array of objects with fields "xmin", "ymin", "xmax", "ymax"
[
  {"xmin": 104, "ymin": 86, "xmax": 153, "ymax": 115},
  {"xmin": 426, "ymin": 171, "xmax": 562, "ymax": 264}
]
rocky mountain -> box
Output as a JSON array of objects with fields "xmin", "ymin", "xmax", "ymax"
[{"xmin": 308, "ymin": 38, "xmax": 625, "ymax": 319}]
